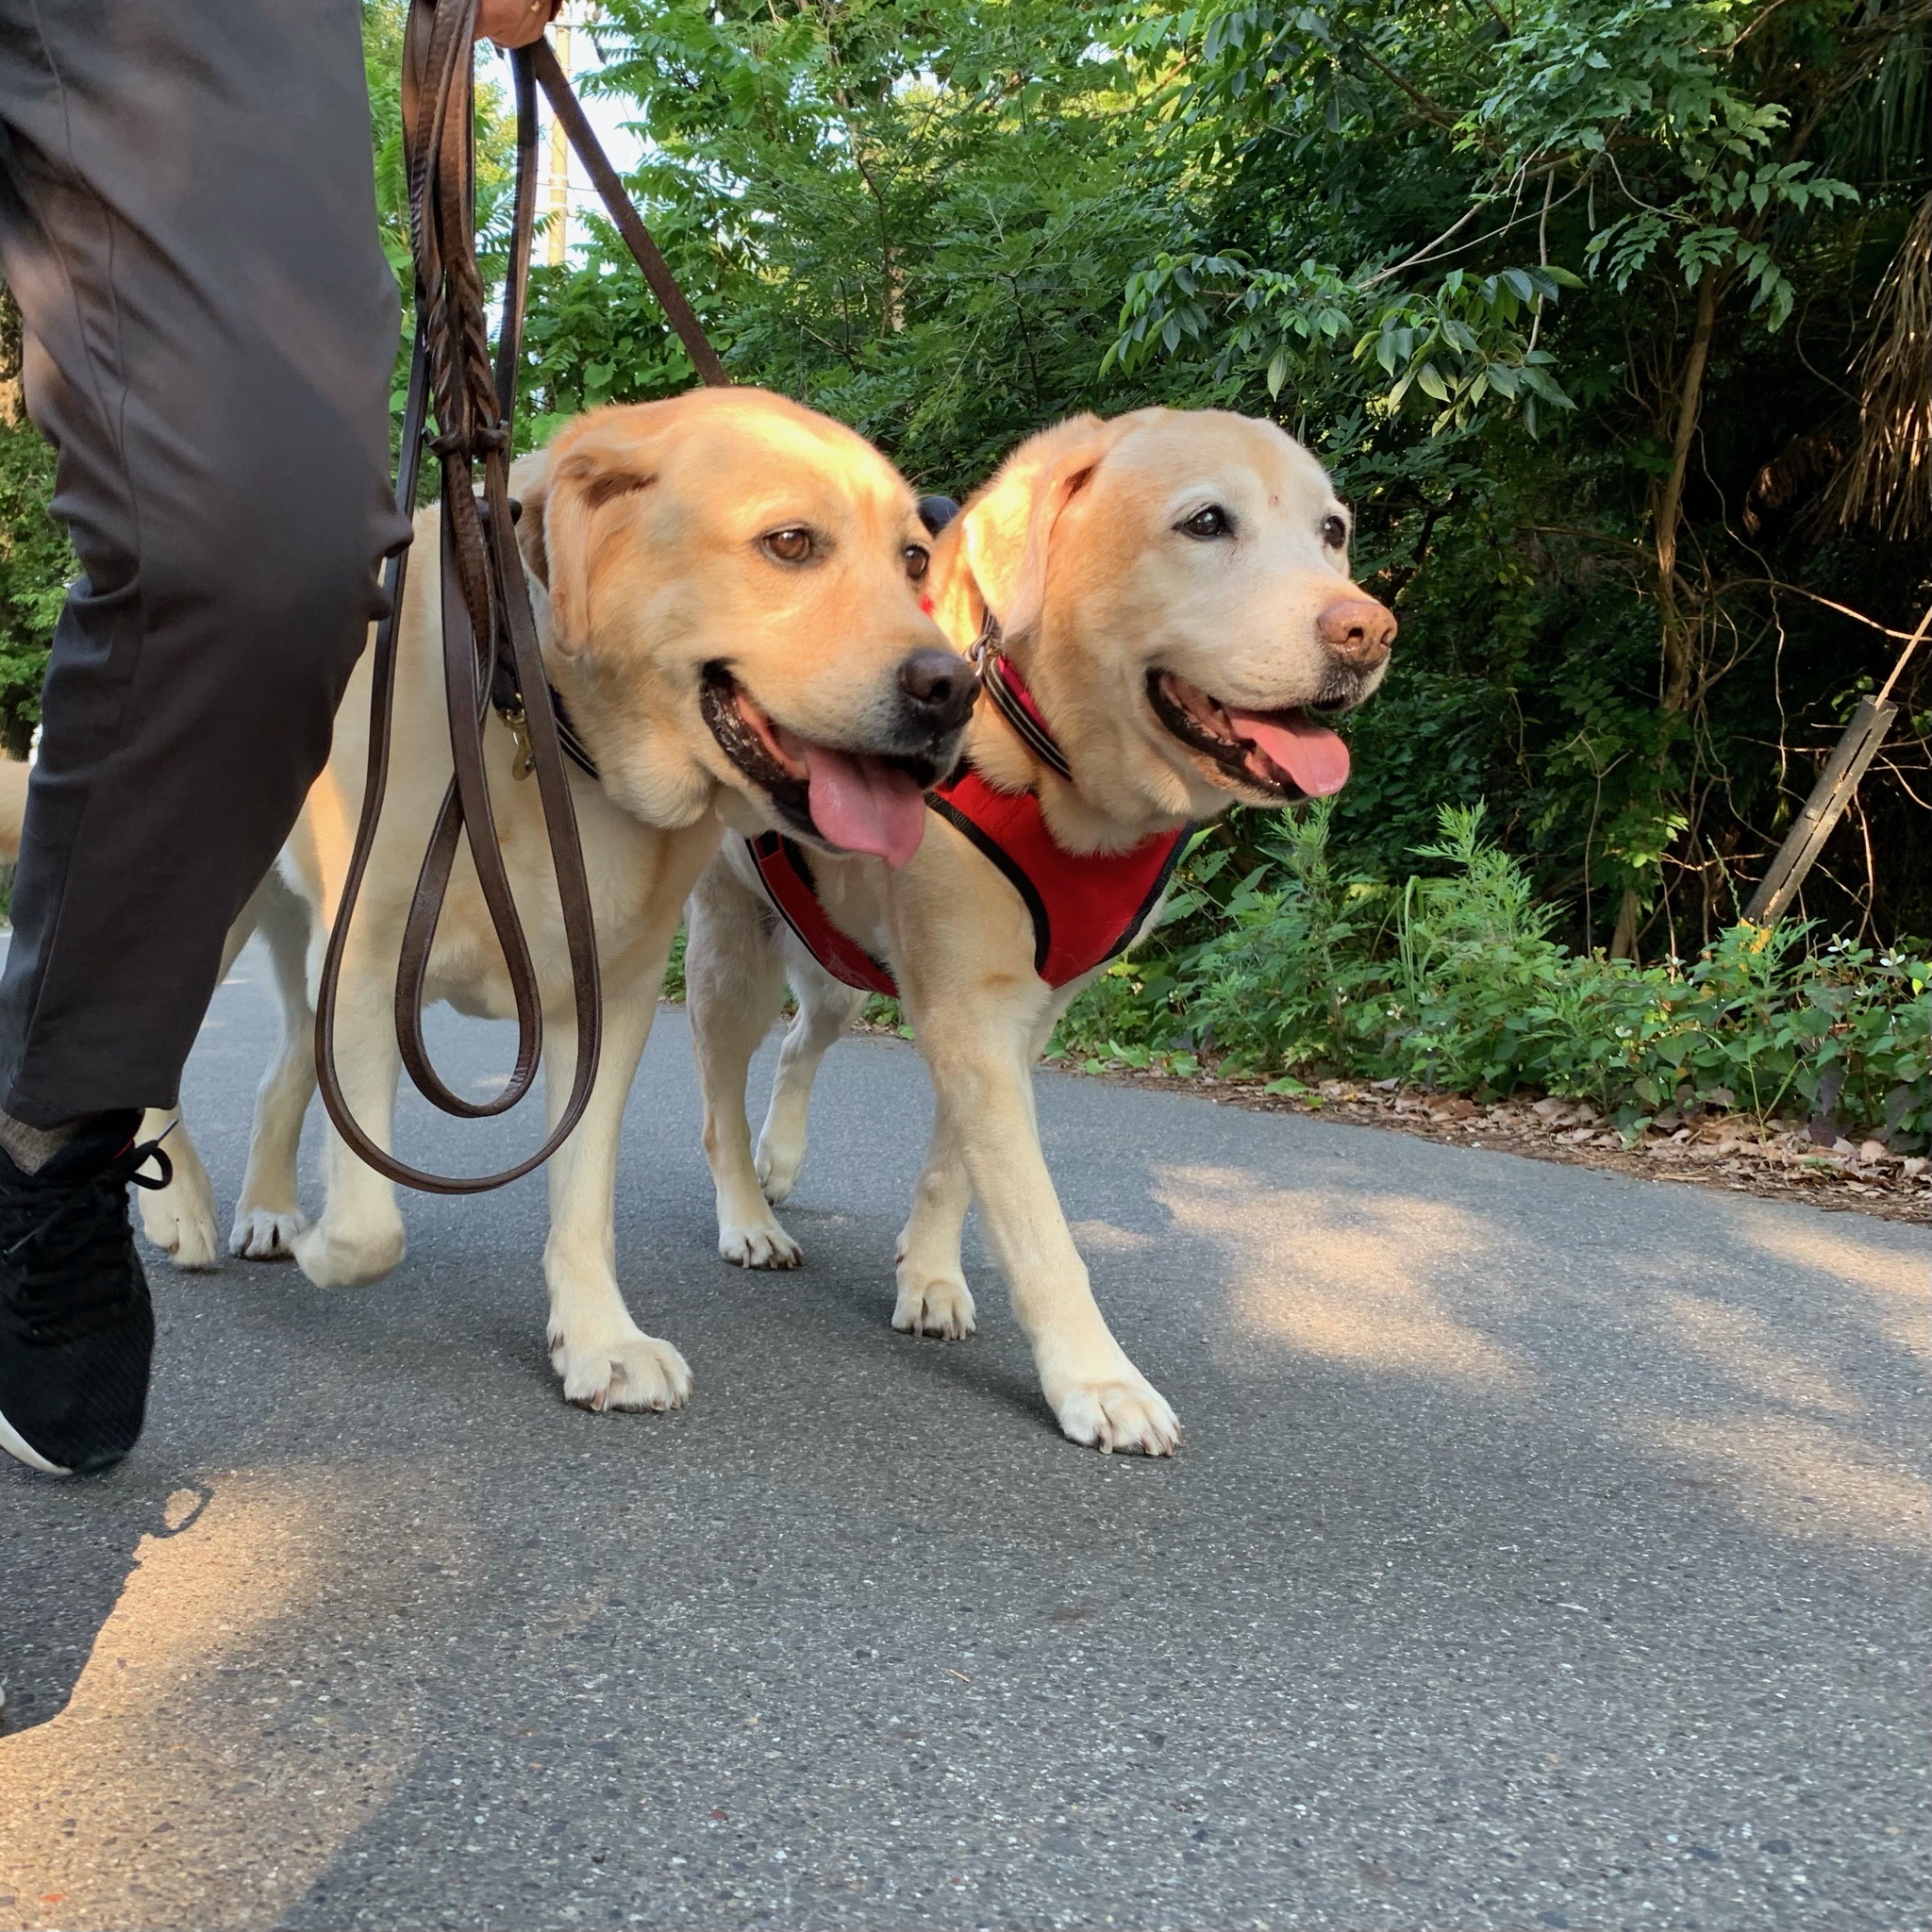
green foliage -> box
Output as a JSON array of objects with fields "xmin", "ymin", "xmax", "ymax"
[
  {"xmin": 543, "ymin": 0, "xmax": 1926, "ymax": 945},
  {"xmin": 1055, "ymin": 802, "xmax": 1932, "ymax": 1141},
  {"xmin": 1097, "ymin": 0, "xmax": 1924, "ymax": 938},
  {"xmin": 0, "ymin": 400, "xmax": 70, "ymax": 752},
  {"xmin": 0, "ymin": 0, "xmax": 1924, "ymax": 974},
  {"xmin": 0, "ymin": 280, "xmax": 69, "ymax": 746},
  {"xmin": 525, "ymin": 0, "xmax": 1187, "ymax": 477}
]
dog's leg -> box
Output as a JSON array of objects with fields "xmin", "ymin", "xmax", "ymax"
[
  {"xmin": 889, "ymin": 995, "xmax": 1066, "ymax": 1340},
  {"xmin": 291, "ymin": 945, "xmax": 406, "ymax": 1290},
  {"xmin": 543, "ymin": 946, "xmax": 691, "ymax": 1412},
  {"xmin": 136, "ymin": 1105, "xmax": 222, "ymax": 1271},
  {"xmin": 231, "ymin": 868, "xmax": 316, "ymax": 1260},
  {"xmin": 687, "ymin": 865, "xmax": 801, "ymax": 1269},
  {"xmin": 137, "ymin": 886, "xmax": 272, "ymax": 1270},
  {"xmin": 754, "ymin": 942, "xmax": 863, "ymax": 1206},
  {"xmin": 915, "ymin": 995, "xmax": 1179, "ymax": 1456},
  {"xmin": 891, "ymin": 1092, "xmax": 976, "ymax": 1340}
]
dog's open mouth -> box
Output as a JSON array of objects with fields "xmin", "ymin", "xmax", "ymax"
[
  {"xmin": 1147, "ymin": 671, "xmax": 1351, "ymax": 800},
  {"xmin": 700, "ymin": 665, "xmax": 943, "ymax": 869}
]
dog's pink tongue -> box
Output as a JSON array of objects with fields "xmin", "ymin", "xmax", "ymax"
[
  {"xmin": 801, "ymin": 746, "xmax": 927, "ymax": 868},
  {"xmin": 1227, "ymin": 708, "xmax": 1351, "ymax": 797}
]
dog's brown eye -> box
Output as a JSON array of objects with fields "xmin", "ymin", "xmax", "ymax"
[
  {"xmin": 903, "ymin": 543, "xmax": 930, "ymax": 582},
  {"xmin": 761, "ymin": 526, "xmax": 815, "ymax": 565},
  {"xmin": 1177, "ymin": 505, "xmax": 1231, "ymax": 541},
  {"xmin": 1322, "ymin": 513, "xmax": 1349, "ymax": 548}
]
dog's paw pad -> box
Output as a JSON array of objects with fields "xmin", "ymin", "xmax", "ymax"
[
  {"xmin": 229, "ymin": 1206, "xmax": 309, "ymax": 1261},
  {"xmin": 720, "ymin": 1221, "xmax": 803, "ymax": 1270},
  {"xmin": 552, "ymin": 1332, "xmax": 691, "ymax": 1413},
  {"xmin": 891, "ymin": 1274, "xmax": 976, "ymax": 1341},
  {"xmin": 1054, "ymin": 1379, "xmax": 1181, "ymax": 1457}
]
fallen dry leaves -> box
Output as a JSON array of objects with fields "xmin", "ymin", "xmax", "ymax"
[{"xmin": 1052, "ymin": 1063, "xmax": 1931, "ymax": 1227}]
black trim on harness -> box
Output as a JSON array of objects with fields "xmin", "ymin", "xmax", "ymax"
[
  {"xmin": 749, "ymin": 833, "xmax": 896, "ymax": 988},
  {"xmin": 479, "ymin": 490, "xmax": 600, "ymax": 782},
  {"xmin": 549, "ymin": 688, "xmax": 600, "ymax": 779},
  {"xmin": 1101, "ymin": 825, "xmax": 1191, "ymax": 968},
  {"xmin": 927, "ymin": 793, "xmax": 1053, "ymax": 979},
  {"xmin": 750, "ymin": 831, "xmax": 822, "ymax": 956},
  {"xmin": 972, "ymin": 611, "xmax": 1074, "ymax": 784}
]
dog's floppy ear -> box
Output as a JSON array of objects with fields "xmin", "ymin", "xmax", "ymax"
[
  {"xmin": 533, "ymin": 415, "xmax": 661, "ymax": 657},
  {"xmin": 959, "ymin": 413, "xmax": 1123, "ymax": 642}
]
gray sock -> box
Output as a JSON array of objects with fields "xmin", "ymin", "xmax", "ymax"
[{"xmin": 0, "ymin": 1108, "xmax": 84, "ymax": 1175}]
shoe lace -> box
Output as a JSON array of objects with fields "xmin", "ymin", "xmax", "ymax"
[{"xmin": 3, "ymin": 1130, "xmax": 175, "ymax": 1333}]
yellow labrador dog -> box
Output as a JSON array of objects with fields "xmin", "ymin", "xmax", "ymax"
[
  {"xmin": 121, "ymin": 387, "xmax": 974, "ymax": 1412},
  {"xmin": 686, "ymin": 408, "xmax": 1394, "ymax": 1453}
]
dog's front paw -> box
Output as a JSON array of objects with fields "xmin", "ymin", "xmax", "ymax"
[
  {"xmin": 140, "ymin": 1186, "xmax": 223, "ymax": 1273},
  {"xmin": 891, "ymin": 1269, "xmax": 976, "ymax": 1340},
  {"xmin": 549, "ymin": 1325, "xmax": 691, "ymax": 1413},
  {"xmin": 292, "ymin": 1217, "xmax": 405, "ymax": 1289},
  {"xmin": 753, "ymin": 1133, "xmax": 806, "ymax": 1206},
  {"xmin": 229, "ymin": 1205, "xmax": 309, "ymax": 1261},
  {"xmin": 719, "ymin": 1215, "xmax": 803, "ymax": 1271},
  {"xmin": 1050, "ymin": 1374, "xmax": 1181, "ymax": 1457}
]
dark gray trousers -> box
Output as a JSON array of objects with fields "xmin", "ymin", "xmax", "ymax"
[{"xmin": 0, "ymin": 0, "xmax": 409, "ymax": 1126}]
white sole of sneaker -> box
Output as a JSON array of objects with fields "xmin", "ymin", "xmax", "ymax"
[{"xmin": 0, "ymin": 1404, "xmax": 71, "ymax": 1474}]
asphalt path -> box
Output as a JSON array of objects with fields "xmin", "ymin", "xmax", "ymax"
[{"xmin": 2, "ymin": 941, "xmax": 1927, "ymax": 1932}]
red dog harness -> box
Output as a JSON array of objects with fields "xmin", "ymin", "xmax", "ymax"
[{"xmin": 748, "ymin": 637, "xmax": 1190, "ymax": 997}]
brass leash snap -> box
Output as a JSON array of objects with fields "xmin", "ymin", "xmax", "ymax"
[{"xmin": 501, "ymin": 707, "xmax": 537, "ymax": 780}]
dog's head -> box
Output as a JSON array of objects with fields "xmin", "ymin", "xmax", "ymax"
[
  {"xmin": 512, "ymin": 389, "xmax": 973, "ymax": 867},
  {"xmin": 933, "ymin": 408, "xmax": 1393, "ymax": 832}
]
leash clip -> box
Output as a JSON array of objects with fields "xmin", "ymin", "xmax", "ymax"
[
  {"xmin": 971, "ymin": 608, "xmax": 1003, "ymax": 675},
  {"xmin": 499, "ymin": 706, "xmax": 537, "ymax": 780}
]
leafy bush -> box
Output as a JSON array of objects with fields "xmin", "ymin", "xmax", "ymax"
[
  {"xmin": 571, "ymin": 0, "xmax": 1930, "ymax": 946},
  {"xmin": 0, "ymin": 411, "xmax": 67, "ymax": 753},
  {"xmin": 0, "ymin": 289, "xmax": 75, "ymax": 752},
  {"xmin": 1054, "ymin": 803, "xmax": 1932, "ymax": 1144}
]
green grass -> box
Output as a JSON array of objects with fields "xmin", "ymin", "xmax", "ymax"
[
  {"xmin": 658, "ymin": 805, "xmax": 1928, "ymax": 1149},
  {"xmin": 1051, "ymin": 804, "xmax": 1931, "ymax": 1149}
]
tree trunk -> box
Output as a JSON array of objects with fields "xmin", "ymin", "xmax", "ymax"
[
  {"xmin": 1609, "ymin": 887, "xmax": 1641, "ymax": 962},
  {"xmin": 1652, "ymin": 272, "xmax": 1719, "ymax": 717},
  {"xmin": 1612, "ymin": 272, "xmax": 1720, "ymax": 961}
]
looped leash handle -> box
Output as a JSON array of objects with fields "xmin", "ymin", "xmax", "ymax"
[{"xmin": 313, "ymin": 0, "xmax": 726, "ymax": 1195}]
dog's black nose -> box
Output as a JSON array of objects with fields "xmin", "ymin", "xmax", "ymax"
[
  {"xmin": 918, "ymin": 494, "xmax": 960, "ymax": 537},
  {"xmin": 897, "ymin": 649, "xmax": 976, "ymax": 734}
]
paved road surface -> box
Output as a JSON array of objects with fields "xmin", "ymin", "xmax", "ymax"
[{"xmin": 3, "ymin": 943, "xmax": 1927, "ymax": 1931}]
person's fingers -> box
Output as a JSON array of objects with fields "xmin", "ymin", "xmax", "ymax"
[{"xmin": 475, "ymin": 0, "xmax": 556, "ymax": 49}]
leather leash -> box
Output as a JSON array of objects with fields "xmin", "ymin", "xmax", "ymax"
[{"xmin": 314, "ymin": 0, "xmax": 727, "ymax": 1193}]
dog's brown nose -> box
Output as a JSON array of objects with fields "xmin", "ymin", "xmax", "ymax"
[
  {"xmin": 1317, "ymin": 595, "xmax": 1396, "ymax": 669},
  {"xmin": 897, "ymin": 648, "xmax": 976, "ymax": 735}
]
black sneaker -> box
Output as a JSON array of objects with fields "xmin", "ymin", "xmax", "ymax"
[{"xmin": 0, "ymin": 1111, "xmax": 171, "ymax": 1475}]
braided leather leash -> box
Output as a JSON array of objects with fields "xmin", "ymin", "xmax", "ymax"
[{"xmin": 313, "ymin": 0, "xmax": 726, "ymax": 1193}]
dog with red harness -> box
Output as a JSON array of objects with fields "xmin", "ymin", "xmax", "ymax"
[{"xmin": 684, "ymin": 407, "xmax": 1394, "ymax": 1454}]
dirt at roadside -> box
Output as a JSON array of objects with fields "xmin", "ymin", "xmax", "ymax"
[{"xmin": 1043, "ymin": 1058, "xmax": 1932, "ymax": 1228}]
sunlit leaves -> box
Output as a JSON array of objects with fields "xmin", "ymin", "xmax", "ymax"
[{"xmin": 1110, "ymin": 252, "xmax": 1576, "ymax": 429}]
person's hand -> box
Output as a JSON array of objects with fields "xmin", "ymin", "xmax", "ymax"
[{"xmin": 475, "ymin": 0, "xmax": 558, "ymax": 48}]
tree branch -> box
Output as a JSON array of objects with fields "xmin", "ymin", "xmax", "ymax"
[
  {"xmin": 1655, "ymin": 271, "xmax": 1720, "ymax": 714},
  {"xmin": 1347, "ymin": 41, "xmax": 1464, "ymax": 133}
]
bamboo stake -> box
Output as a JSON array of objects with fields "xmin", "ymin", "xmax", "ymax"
[{"xmin": 1744, "ymin": 603, "xmax": 1929, "ymax": 924}]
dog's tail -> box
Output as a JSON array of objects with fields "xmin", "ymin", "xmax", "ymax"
[{"xmin": 0, "ymin": 757, "xmax": 29, "ymax": 865}]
